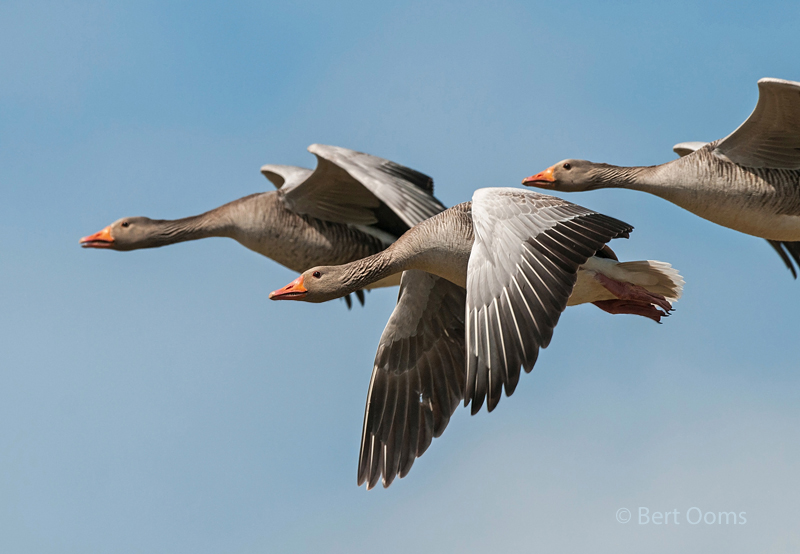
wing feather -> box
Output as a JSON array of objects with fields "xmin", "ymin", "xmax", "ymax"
[
  {"xmin": 715, "ymin": 78, "xmax": 800, "ymax": 169},
  {"xmin": 259, "ymin": 164, "xmax": 313, "ymax": 189},
  {"xmin": 281, "ymin": 144, "xmax": 446, "ymax": 229},
  {"xmin": 465, "ymin": 188, "xmax": 633, "ymax": 413},
  {"xmin": 357, "ymin": 270, "xmax": 466, "ymax": 489}
]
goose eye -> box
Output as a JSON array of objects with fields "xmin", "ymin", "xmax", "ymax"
[
  {"xmin": 563, "ymin": 163, "xmax": 572, "ymax": 170},
  {"xmin": 121, "ymin": 221, "xmax": 130, "ymax": 228},
  {"xmin": 312, "ymin": 271, "xmax": 321, "ymax": 279}
]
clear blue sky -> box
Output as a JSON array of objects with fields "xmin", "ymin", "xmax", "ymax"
[{"xmin": 2, "ymin": 1, "xmax": 799, "ymax": 552}]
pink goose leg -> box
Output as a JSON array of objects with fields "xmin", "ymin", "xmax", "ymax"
[{"xmin": 591, "ymin": 272, "xmax": 674, "ymax": 323}]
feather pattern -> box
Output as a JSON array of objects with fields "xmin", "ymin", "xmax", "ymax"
[
  {"xmin": 281, "ymin": 144, "xmax": 445, "ymax": 233},
  {"xmin": 671, "ymin": 138, "xmax": 800, "ymax": 276},
  {"xmin": 715, "ymin": 78, "xmax": 800, "ymax": 170},
  {"xmin": 357, "ymin": 271, "xmax": 466, "ymax": 489},
  {"xmin": 465, "ymin": 188, "xmax": 633, "ymax": 413},
  {"xmin": 342, "ymin": 190, "xmax": 635, "ymax": 485}
]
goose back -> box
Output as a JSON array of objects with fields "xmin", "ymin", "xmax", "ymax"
[{"xmin": 648, "ymin": 146, "xmax": 800, "ymax": 240}]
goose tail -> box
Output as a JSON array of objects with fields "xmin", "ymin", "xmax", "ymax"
[{"xmin": 612, "ymin": 260, "xmax": 685, "ymax": 302}]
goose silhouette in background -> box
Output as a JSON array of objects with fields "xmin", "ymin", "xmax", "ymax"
[
  {"xmin": 80, "ymin": 144, "xmax": 446, "ymax": 307},
  {"xmin": 270, "ymin": 188, "xmax": 683, "ymax": 488},
  {"xmin": 523, "ymin": 77, "xmax": 800, "ymax": 277}
]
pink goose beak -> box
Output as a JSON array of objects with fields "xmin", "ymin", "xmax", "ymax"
[{"xmin": 269, "ymin": 276, "xmax": 307, "ymax": 300}]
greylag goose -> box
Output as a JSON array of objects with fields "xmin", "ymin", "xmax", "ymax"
[
  {"xmin": 270, "ymin": 188, "xmax": 683, "ymax": 488},
  {"xmin": 80, "ymin": 144, "xmax": 446, "ymax": 306},
  {"xmin": 670, "ymin": 140, "xmax": 800, "ymax": 277},
  {"xmin": 522, "ymin": 77, "xmax": 800, "ymax": 277}
]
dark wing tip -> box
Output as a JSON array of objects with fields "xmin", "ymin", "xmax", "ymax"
[
  {"xmin": 381, "ymin": 161, "xmax": 435, "ymax": 194},
  {"xmin": 767, "ymin": 240, "xmax": 800, "ymax": 279}
]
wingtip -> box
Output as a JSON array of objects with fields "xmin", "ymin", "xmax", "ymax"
[
  {"xmin": 307, "ymin": 143, "xmax": 345, "ymax": 157},
  {"xmin": 767, "ymin": 240, "xmax": 800, "ymax": 279},
  {"xmin": 757, "ymin": 77, "xmax": 800, "ymax": 88}
]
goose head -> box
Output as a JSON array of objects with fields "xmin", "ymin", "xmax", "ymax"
[
  {"xmin": 269, "ymin": 266, "xmax": 352, "ymax": 303},
  {"xmin": 522, "ymin": 159, "xmax": 610, "ymax": 192},
  {"xmin": 80, "ymin": 217, "xmax": 164, "ymax": 251}
]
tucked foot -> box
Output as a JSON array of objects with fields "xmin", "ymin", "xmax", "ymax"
[
  {"xmin": 593, "ymin": 272, "xmax": 673, "ymax": 313},
  {"xmin": 592, "ymin": 299, "xmax": 670, "ymax": 323}
]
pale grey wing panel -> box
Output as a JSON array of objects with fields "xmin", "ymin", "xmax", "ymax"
[
  {"xmin": 280, "ymin": 148, "xmax": 382, "ymax": 225},
  {"xmin": 283, "ymin": 144, "xmax": 445, "ymax": 227},
  {"xmin": 309, "ymin": 144, "xmax": 435, "ymax": 194},
  {"xmin": 308, "ymin": 144, "xmax": 445, "ymax": 227},
  {"xmin": 358, "ymin": 270, "xmax": 466, "ymax": 489},
  {"xmin": 465, "ymin": 188, "xmax": 633, "ymax": 414},
  {"xmin": 673, "ymin": 141, "xmax": 709, "ymax": 157},
  {"xmin": 259, "ymin": 164, "xmax": 313, "ymax": 190},
  {"xmin": 715, "ymin": 78, "xmax": 800, "ymax": 170}
]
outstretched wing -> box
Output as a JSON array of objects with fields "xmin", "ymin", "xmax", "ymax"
[
  {"xmin": 280, "ymin": 144, "xmax": 445, "ymax": 230},
  {"xmin": 714, "ymin": 78, "xmax": 800, "ymax": 170},
  {"xmin": 358, "ymin": 270, "xmax": 466, "ymax": 489},
  {"xmin": 465, "ymin": 188, "xmax": 633, "ymax": 414},
  {"xmin": 259, "ymin": 164, "xmax": 313, "ymax": 189}
]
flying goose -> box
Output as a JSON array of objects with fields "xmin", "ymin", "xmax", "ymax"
[
  {"xmin": 522, "ymin": 77, "xmax": 800, "ymax": 277},
  {"xmin": 270, "ymin": 188, "xmax": 683, "ymax": 488},
  {"xmin": 80, "ymin": 144, "xmax": 446, "ymax": 306}
]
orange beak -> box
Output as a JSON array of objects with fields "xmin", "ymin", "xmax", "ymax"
[
  {"xmin": 522, "ymin": 165, "xmax": 556, "ymax": 188},
  {"xmin": 269, "ymin": 275, "xmax": 307, "ymax": 301},
  {"xmin": 80, "ymin": 226, "xmax": 115, "ymax": 248}
]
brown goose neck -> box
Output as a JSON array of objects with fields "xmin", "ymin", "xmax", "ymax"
[
  {"xmin": 335, "ymin": 246, "xmax": 409, "ymax": 294},
  {"xmin": 588, "ymin": 164, "xmax": 660, "ymax": 190},
  {"xmin": 146, "ymin": 203, "xmax": 237, "ymax": 247}
]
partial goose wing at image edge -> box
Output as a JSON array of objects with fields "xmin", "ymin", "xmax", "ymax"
[{"xmin": 714, "ymin": 78, "xmax": 800, "ymax": 170}]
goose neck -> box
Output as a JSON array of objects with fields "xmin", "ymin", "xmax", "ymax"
[
  {"xmin": 336, "ymin": 247, "xmax": 409, "ymax": 293},
  {"xmin": 588, "ymin": 164, "xmax": 661, "ymax": 191},
  {"xmin": 148, "ymin": 205, "xmax": 236, "ymax": 247}
]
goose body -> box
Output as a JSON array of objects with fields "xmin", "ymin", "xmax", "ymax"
[
  {"xmin": 612, "ymin": 147, "xmax": 800, "ymax": 240},
  {"xmin": 80, "ymin": 144, "xmax": 446, "ymax": 300},
  {"xmin": 271, "ymin": 188, "xmax": 683, "ymax": 488},
  {"xmin": 183, "ymin": 191, "xmax": 398, "ymax": 278},
  {"xmin": 523, "ymin": 78, "xmax": 800, "ymax": 275}
]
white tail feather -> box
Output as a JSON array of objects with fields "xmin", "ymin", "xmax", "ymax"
[{"xmin": 613, "ymin": 260, "xmax": 684, "ymax": 301}]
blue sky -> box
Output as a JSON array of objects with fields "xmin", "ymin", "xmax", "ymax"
[{"xmin": 2, "ymin": 0, "xmax": 800, "ymax": 552}]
